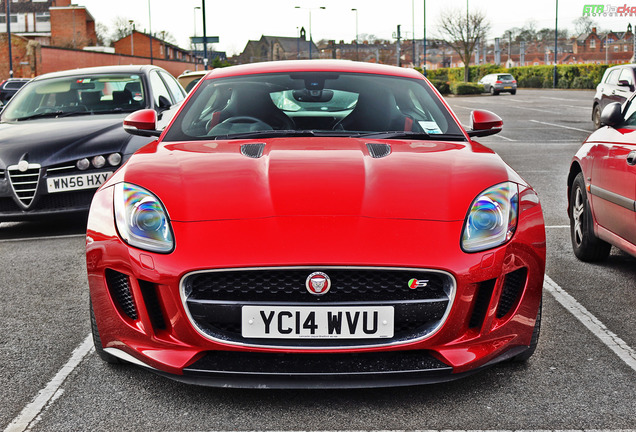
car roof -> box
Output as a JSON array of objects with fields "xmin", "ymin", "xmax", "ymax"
[
  {"xmin": 32, "ymin": 65, "xmax": 166, "ymax": 81},
  {"xmin": 206, "ymin": 60, "xmax": 425, "ymax": 81}
]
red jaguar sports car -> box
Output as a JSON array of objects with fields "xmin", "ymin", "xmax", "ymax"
[
  {"xmin": 86, "ymin": 60, "xmax": 546, "ymax": 388},
  {"xmin": 568, "ymin": 98, "xmax": 636, "ymax": 261}
]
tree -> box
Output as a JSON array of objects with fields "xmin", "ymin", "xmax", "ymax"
[
  {"xmin": 111, "ymin": 16, "xmax": 139, "ymax": 42},
  {"xmin": 573, "ymin": 16, "xmax": 598, "ymax": 35},
  {"xmin": 437, "ymin": 8, "xmax": 490, "ymax": 82},
  {"xmin": 95, "ymin": 22, "xmax": 111, "ymax": 46}
]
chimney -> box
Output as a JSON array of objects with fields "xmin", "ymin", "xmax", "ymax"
[{"xmin": 592, "ymin": 27, "xmax": 597, "ymax": 34}]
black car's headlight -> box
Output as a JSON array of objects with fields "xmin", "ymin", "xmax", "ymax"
[
  {"xmin": 114, "ymin": 183, "xmax": 174, "ymax": 253},
  {"xmin": 461, "ymin": 182, "xmax": 519, "ymax": 252}
]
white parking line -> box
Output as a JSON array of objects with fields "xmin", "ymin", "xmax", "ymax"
[
  {"xmin": 529, "ymin": 119, "xmax": 591, "ymax": 133},
  {"xmin": 544, "ymin": 275, "xmax": 636, "ymax": 372},
  {"xmin": 5, "ymin": 276, "xmax": 636, "ymax": 432},
  {"xmin": 3, "ymin": 334, "xmax": 93, "ymax": 432},
  {"xmin": 0, "ymin": 234, "xmax": 85, "ymax": 243}
]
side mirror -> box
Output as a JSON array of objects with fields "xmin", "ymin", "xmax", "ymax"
[
  {"xmin": 600, "ymin": 102, "xmax": 623, "ymax": 127},
  {"xmin": 467, "ymin": 109, "xmax": 503, "ymax": 137},
  {"xmin": 158, "ymin": 95, "xmax": 172, "ymax": 110},
  {"xmin": 123, "ymin": 109, "xmax": 162, "ymax": 137},
  {"xmin": 617, "ymin": 79, "xmax": 635, "ymax": 92}
]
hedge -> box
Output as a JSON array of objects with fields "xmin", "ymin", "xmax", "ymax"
[{"xmin": 421, "ymin": 63, "xmax": 611, "ymax": 91}]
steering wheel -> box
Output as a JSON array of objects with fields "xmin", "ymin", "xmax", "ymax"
[
  {"xmin": 220, "ymin": 116, "xmax": 272, "ymax": 128},
  {"xmin": 209, "ymin": 116, "xmax": 273, "ymax": 135}
]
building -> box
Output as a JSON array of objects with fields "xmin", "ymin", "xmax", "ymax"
[
  {"xmin": 1, "ymin": 0, "xmax": 96, "ymax": 48},
  {"xmin": 113, "ymin": 30, "xmax": 198, "ymax": 63},
  {"xmin": 236, "ymin": 32, "xmax": 318, "ymax": 64}
]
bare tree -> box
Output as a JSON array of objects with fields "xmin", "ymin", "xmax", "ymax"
[
  {"xmin": 573, "ymin": 16, "xmax": 598, "ymax": 35},
  {"xmin": 111, "ymin": 16, "xmax": 140, "ymax": 42},
  {"xmin": 437, "ymin": 8, "xmax": 490, "ymax": 82}
]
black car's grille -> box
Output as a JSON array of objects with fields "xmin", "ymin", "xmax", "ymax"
[
  {"xmin": 7, "ymin": 164, "xmax": 41, "ymax": 208},
  {"xmin": 0, "ymin": 190, "xmax": 94, "ymax": 214},
  {"xmin": 182, "ymin": 267, "xmax": 455, "ymax": 348}
]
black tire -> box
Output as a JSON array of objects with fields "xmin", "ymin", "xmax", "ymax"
[
  {"xmin": 512, "ymin": 300, "xmax": 541, "ymax": 362},
  {"xmin": 90, "ymin": 301, "xmax": 123, "ymax": 364},
  {"xmin": 489, "ymin": 86, "xmax": 498, "ymax": 96},
  {"xmin": 592, "ymin": 104, "xmax": 602, "ymax": 129},
  {"xmin": 569, "ymin": 172, "xmax": 611, "ymax": 261},
  {"xmin": 510, "ymin": 89, "xmax": 517, "ymax": 95}
]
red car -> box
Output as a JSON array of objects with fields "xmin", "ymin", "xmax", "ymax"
[
  {"xmin": 87, "ymin": 61, "xmax": 546, "ymax": 388},
  {"xmin": 569, "ymin": 100, "xmax": 636, "ymax": 261}
]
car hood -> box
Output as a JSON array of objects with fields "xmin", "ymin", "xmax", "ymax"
[
  {"xmin": 114, "ymin": 137, "xmax": 523, "ymax": 222},
  {"xmin": 0, "ymin": 115, "xmax": 132, "ymax": 168}
]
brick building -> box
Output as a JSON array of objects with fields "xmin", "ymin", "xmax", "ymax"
[{"xmin": 113, "ymin": 30, "xmax": 197, "ymax": 63}]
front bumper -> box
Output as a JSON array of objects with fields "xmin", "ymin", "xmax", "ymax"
[{"xmin": 86, "ymin": 184, "xmax": 546, "ymax": 387}]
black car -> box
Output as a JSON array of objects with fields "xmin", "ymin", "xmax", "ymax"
[
  {"xmin": 0, "ymin": 78, "xmax": 31, "ymax": 106},
  {"xmin": 0, "ymin": 65, "xmax": 186, "ymax": 222},
  {"xmin": 592, "ymin": 64, "xmax": 636, "ymax": 128}
]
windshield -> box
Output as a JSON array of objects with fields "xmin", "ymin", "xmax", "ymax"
[
  {"xmin": 1, "ymin": 73, "xmax": 147, "ymax": 121},
  {"xmin": 163, "ymin": 72, "xmax": 464, "ymax": 141}
]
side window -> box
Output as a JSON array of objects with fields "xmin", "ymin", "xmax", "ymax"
[
  {"xmin": 159, "ymin": 71, "xmax": 186, "ymax": 103},
  {"xmin": 606, "ymin": 69, "xmax": 620, "ymax": 85},
  {"xmin": 149, "ymin": 70, "xmax": 172, "ymax": 108},
  {"xmin": 618, "ymin": 68, "xmax": 634, "ymax": 85}
]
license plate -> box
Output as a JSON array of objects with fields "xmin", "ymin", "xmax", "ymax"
[
  {"xmin": 504, "ymin": 86, "xmax": 512, "ymax": 89},
  {"xmin": 47, "ymin": 172, "xmax": 113, "ymax": 193},
  {"xmin": 242, "ymin": 306, "xmax": 394, "ymax": 339}
]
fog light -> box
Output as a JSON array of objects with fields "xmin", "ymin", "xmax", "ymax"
[
  {"xmin": 107, "ymin": 153, "xmax": 122, "ymax": 166},
  {"xmin": 77, "ymin": 158, "xmax": 90, "ymax": 170},
  {"xmin": 92, "ymin": 155, "xmax": 106, "ymax": 168}
]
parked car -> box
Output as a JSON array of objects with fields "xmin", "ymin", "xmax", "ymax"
[
  {"xmin": 592, "ymin": 64, "xmax": 636, "ymax": 129},
  {"xmin": 0, "ymin": 65, "xmax": 186, "ymax": 222},
  {"xmin": 568, "ymin": 97, "xmax": 636, "ymax": 261},
  {"xmin": 478, "ymin": 73, "xmax": 517, "ymax": 95},
  {"xmin": 0, "ymin": 78, "xmax": 31, "ymax": 106},
  {"xmin": 177, "ymin": 70, "xmax": 207, "ymax": 93},
  {"xmin": 87, "ymin": 60, "xmax": 546, "ymax": 388}
]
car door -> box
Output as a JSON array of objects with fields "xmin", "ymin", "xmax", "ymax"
[
  {"xmin": 613, "ymin": 67, "xmax": 636, "ymax": 105},
  {"xmin": 589, "ymin": 124, "xmax": 636, "ymax": 246}
]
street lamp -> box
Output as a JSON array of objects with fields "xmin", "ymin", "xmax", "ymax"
[
  {"xmin": 295, "ymin": 6, "xmax": 326, "ymax": 60},
  {"xmin": 129, "ymin": 20, "xmax": 134, "ymax": 55},
  {"xmin": 193, "ymin": 6, "xmax": 200, "ymax": 38},
  {"xmin": 351, "ymin": 8, "xmax": 358, "ymax": 61}
]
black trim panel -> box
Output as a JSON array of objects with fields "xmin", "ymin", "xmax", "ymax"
[{"xmin": 590, "ymin": 185, "xmax": 636, "ymax": 212}]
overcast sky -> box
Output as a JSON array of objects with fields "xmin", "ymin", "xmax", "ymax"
[{"xmin": 73, "ymin": 0, "xmax": 633, "ymax": 56}]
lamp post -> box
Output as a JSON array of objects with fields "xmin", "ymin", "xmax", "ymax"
[
  {"xmin": 202, "ymin": 0, "xmax": 209, "ymax": 69},
  {"xmin": 295, "ymin": 6, "xmax": 325, "ymax": 60},
  {"xmin": 193, "ymin": 6, "xmax": 200, "ymax": 38},
  {"xmin": 553, "ymin": 0, "xmax": 558, "ymax": 88},
  {"xmin": 422, "ymin": 0, "xmax": 426, "ymax": 75},
  {"xmin": 6, "ymin": 0, "xmax": 13, "ymax": 78},
  {"xmin": 148, "ymin": 0, "xmax": 153, "ymax": 64},
  {"xmin": 351, "ymin": 8, "xmax": 358, "ymax": 61},
  {"xmin": 129, "ymin": 20, "xmax": 134, "ymax": 55}
]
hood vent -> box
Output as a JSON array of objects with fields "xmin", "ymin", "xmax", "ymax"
[
  {"xmin": 366, "ymin": 143, "xmax": 391, "ymax": 159},
  {"xmin": 241, "ymin": 143, "xmax": 265, "ymax": 159}
]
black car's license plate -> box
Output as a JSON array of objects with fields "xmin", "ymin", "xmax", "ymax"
[{"xmin": 47, "ymin": 172, "xmax": 112, "ymax": 193}]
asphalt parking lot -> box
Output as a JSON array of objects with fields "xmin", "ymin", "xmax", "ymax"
[{"xmin": 0, "ymin": 88, "xmax": 635, "ymax": 432}]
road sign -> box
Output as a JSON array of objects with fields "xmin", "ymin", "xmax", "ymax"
[{"xmin": 190, "ymin": 36, "xmax": 220, "ymax": 44}]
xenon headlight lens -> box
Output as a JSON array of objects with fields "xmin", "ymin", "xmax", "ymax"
[
  {"xmin": 114, "ymin": 182, "xmax": 174, "ymax": 253},
  {"xmin": 461, "ymin": 181, "xmax": 519, "ymax": 252}
]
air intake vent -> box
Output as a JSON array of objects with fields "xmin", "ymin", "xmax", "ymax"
[
  {"xmin": 105, "ymin": 269, "xmax": 137, "ymax": 320},
  {"xmin": 469, "ymin": 278, "xmax": 496, "ymax": 329},
  {"xmin": 241, "ymin": 143, "xmax": 265, "ymax": 158},
  {"xmin": 496, "ymin": 268, "xmax": 528, "ymax": 318},
  {"xmin": 366, "ymin": 143, "xmax": 391, "ymax": 158},
  {"xmin": 7, "ymin": 163, "xmax": 41, "ymax": 208}
]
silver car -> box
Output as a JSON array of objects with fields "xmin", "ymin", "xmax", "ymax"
[{"xmin": 479, "ymin": 73, "xmax": 517, "ymax": 95}]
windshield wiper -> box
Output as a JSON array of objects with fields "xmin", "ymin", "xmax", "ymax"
[
  {"xmin": 212, "ymin": 129, "xmax": 369, "ymax": 140},
  {"xmin": 212, "ymin": 130, "xmax": 318, "ymax": 140},
  {"xmin": 359, "ymin": 131, "xmax": 465, "ymax": 141},
  {"xmin": 14, "ymin": 110, "xmax": 94, "ymax": 121}
]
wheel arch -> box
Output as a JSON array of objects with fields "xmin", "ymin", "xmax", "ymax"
[{"xmin": 567, "ymin": 162, "xmax": 584, "ymax": 216}]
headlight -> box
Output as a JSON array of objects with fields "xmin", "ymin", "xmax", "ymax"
[
  {"xmin": 114, "ymin": 183, "xmax": 174, "ymax": 253},
  {"xmin": 461, "ymin": 182, "xmax": 519, "ymax": 252}
]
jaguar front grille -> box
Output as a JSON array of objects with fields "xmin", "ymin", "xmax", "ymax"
[{"xmin": 181, "ymin": 267, "xmax": 456, "ymax": 348}]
